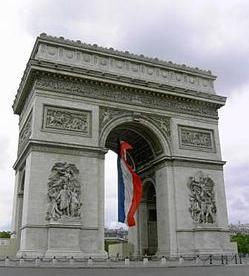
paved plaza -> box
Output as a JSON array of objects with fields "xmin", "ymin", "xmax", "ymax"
[{"xmin": 0, "ymin": 265, "xmax": 249, "ymax": 276}]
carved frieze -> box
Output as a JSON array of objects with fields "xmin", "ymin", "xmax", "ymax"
[
  {"xmin": 178, "ymin": 125, "xmax": 215, "ymax": 152},
  {"xmin": 36, "ymin": 42, "xmax": 215, "ymax": 94},
  {"xmin": 35, "ymin": 75, "xmax": 218, "ymax": 119},
  {"xmin": 187, "ymin": 171, "xmax": 216, "ymax": 224},
  {"xmin": 46, "ymin": 162, "xmax": 82, "ymax": 222},
  {"xmin": 43, "ymin": 105, "xmax": 91, "ymax": 136},
  {"xmin": 18, "ymin": 112, "xmax": 32, "ymax": 153}
]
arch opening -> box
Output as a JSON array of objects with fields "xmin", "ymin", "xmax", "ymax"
[
  {"xmin": 105, "ymin": 121, "xmax": 163, "ymax": 170},
  {"xmin": 104, "ymin": 121, "xmax": 162, "ymax": 256},
  {"xmin": 141, "ymin": 180, "xmax": 158, "ymax": 255}
]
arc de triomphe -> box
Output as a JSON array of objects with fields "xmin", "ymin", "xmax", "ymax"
[{"xmin": 11, "ymin": 33, "xmax": 236, "ymax": 257}]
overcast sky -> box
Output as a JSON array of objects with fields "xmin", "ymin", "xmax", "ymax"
[{"xmin": 0, "ymin": 0, "xmax": 249, "ymax": 230}]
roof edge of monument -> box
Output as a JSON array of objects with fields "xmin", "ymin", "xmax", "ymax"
[
  {"xmin": 12, "ymin": 64, "xmax": 225, "ymax": 116},
  {"xmin": 36, "ymin": 33, "xmax": 215, "ymax": 78},
  {"xmin": 13, "ymin": 33, "xmax": 224, "ymax": 114}
]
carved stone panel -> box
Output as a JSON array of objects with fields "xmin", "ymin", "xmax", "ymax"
[
  {"xmin": 178, "ymin": 125, "xmax": 215, "ymax": 152},
  {"xmin": 43, "ymin": 105, "xmax": 91, "ymax": 136},
  {"xmin": 99, "ymin": 107, "xmax": 129, "ymax": 130},
  {"xmin": 46, "ymin": 162, "xmax": 82, "ymax": 222},
  {"xmin": 18, "ymin": 112, "xmax": 32, "ymax": 153},
  {"xmin": 35, "ymin": 41, "xmax": 215, "ymax": 94},
  {"xmin": 35, "ymin": 75, "xmax": 219, "ymax": 119},
  {"xmin": 149, "ymin": 115, "xmax": 171, "ymax": 139},
  {"xmin": 187, "ymin": 171, "xmax": 216, "ymax": 224}
]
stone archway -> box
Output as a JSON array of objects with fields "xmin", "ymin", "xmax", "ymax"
[
  {"xmin": 11, "ymin": 34, "xmax": 236, "ymax": 258},
  {"xmin": 101, "ymin": 117, "xmax": 169, "ymax": 256}
]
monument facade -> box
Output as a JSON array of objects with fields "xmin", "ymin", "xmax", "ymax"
[{"xmin": 11, "ymin": 33, "xmax": 236, "ymax": 257}]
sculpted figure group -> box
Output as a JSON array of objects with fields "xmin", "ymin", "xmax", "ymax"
[
  {"xmin": 46, "ymin": 162, "xmax": 82, "ymax": 221},
  {"xmin": 188, "ymin": 171, "xmax": 216, "ymax": 224},
  {"xmin": 46, "ymin": 109, "xmax": 88, "ymax": 132}
]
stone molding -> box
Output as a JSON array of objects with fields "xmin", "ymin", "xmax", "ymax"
[
  {"xmin": 20, "ymin": 224, "xmax": 98, "ymax": 230},
  {"xmin": 178, "ymin": 125, "xmax": 215, "ymax": 152},
  {"xmin": 35, "ymin": 40, "xmax": 215, "ymax": 95},
  {"xmin": 19, "ymin": 88, "xmax": 35, "ymax": 125},
  {"xmin": 18, "ymin": 111, "xmax": 32, "ymax": 153},
  {"xmin": 42, "ymin": 105, "xmax": 91, "ymax": 137},
  {"xmin": 14, "ymin": 140, "xmax": 107, "ymax": 170},
  {"xmin": 170, "ymin": 160, "xmax": 224, "ymax": 171},
  {"xmin": 138, "ymin": 155, "xmax": 225, "ymax": 174},
  {"xmin": 176, "ymin": 227, "xmax": 229, "ymax": 232},
  {"xmin": 99, "ymin": 106, "xmax": 171, "ymax": 140},
  {"xmin": 34, "ymin": 74, "xmax": 219, "ymax": 119}
]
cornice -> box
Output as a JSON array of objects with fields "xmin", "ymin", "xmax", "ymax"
[
  {"xmin": 13, "ymin": 34, "xmax": 225, "ymax": 114},
  {"xmin": 34, "ymin": 60, "xmax": 224, "ymax": 103},
  {"xmin": 13, "ymin": 140, "xmax": 107, "ymax": 170},
  {"xmin": 138, "ymin": 155, "xmax": 225, "ymax": 173},
  {"xmin": 13, "ymin": 64, "xmax": 225, "ymax": 116}
]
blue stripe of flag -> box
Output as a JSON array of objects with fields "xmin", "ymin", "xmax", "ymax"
[{"xmin": 117, "ymin": 155, "xmax": 125, "ymax": 223}]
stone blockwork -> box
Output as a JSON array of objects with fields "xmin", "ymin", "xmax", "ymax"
[{"xmin": 11, "ymin": 34, "xmax": 235, "ymax": 258}]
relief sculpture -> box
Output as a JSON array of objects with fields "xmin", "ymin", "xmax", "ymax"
[
  {"xmin": 179, "ymin": 126, "xmax": 214, "ymax": 151},
  {"xmin": 44, "ymin": 106, "xmax": 90, "ymax": 135},
  {"xmin": 187, "ymin": 171, "xmax": 216, "ymax": 224},
  {"xmin": 35, "ymin": 75, "xmax": 219, "ymax": 120},
  {"xmin": 18, "ymin": 113, "xmax": 32, "ymax": 153},
  {"xmin": 46, "ymin": 162, "xmax": 82, "ymax": 222}
]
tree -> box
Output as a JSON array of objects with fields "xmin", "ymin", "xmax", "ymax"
[
  {"xmin": 0, "ymin": 231, "xmax": 11, "ymax": 238},
  {"xmin": 231, "ymin": 234, "xmax": 249, "ymax": 254}
]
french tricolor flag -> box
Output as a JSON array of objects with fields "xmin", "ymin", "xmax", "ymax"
[{"xmin": 117, "ymin": 141, "xmax": 142, "ymax": 227}]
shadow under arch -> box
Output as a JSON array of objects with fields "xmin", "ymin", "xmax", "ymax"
[
  {"xmin": 100, "ymin": 115, "xmax": 171, "ymax": 170},
  {"xmin": 140, "ymin": 177, "xmax": 158, "ymax": 255}
]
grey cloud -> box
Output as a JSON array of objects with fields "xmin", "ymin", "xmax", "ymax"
[
  {"xmin": 225, "ymin": 165, "xmax": 249, "ymax": 187},
  {"xmin": 0, "ymin": 136, "xmax": 11, "ymax": 171},
  {"xmin": 0, "ymin": 223, "xmax": 11, "ymax": 231},
  {"xmin": 224, "ymin": 165, "xmax": 249, "ymax": 223}
]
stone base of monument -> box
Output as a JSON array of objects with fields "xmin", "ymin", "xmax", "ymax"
[
  {"xmin": 44, "ymin": 250, "xmax": 107, "ymax": 258},
  {"xmin": 16, "ymin": 219, "xmax": 108, "ymax": 259},
  {"xmin": 45, "ymin": 225, "xmax": 82, "ymax": 258}
]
